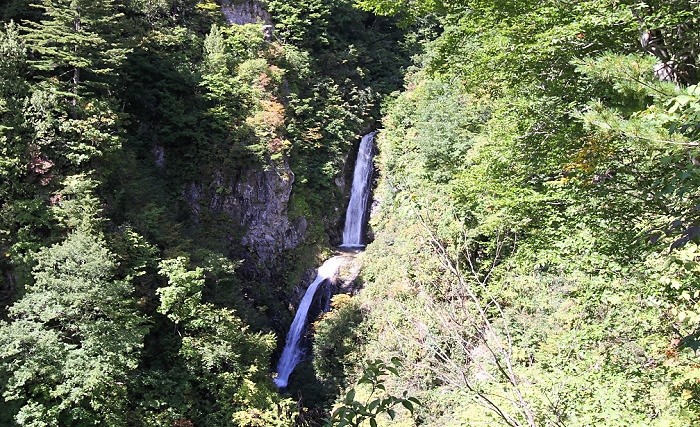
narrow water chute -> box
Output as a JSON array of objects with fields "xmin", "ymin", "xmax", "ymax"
[
  {"xmin": 342, "ymin": 132, "xmax": 376, "ymax": 247},
  {"xmin": 274, "ymin": 257, "xmax": 343, "ymax": 388}
]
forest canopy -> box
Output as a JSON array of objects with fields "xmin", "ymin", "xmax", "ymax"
[
  {"xmin": 327, "ymin": 0, "xmax": 700, "ymax": 425},
  {"xmin": 1, "ymin": 0, "xmax": 700, "ymax": 426}
]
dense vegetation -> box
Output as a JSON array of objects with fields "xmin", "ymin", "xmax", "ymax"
[
  {"xmin": 313, "ymin": 0, "xmax": 700, "ymax": 425},
  {"xmin": 1, "ymin": 0, "xmax": 700, "ymax": 425},
  {"xmin": 0, "ymin": 0, "xmax": 409, "ymax": 424}
]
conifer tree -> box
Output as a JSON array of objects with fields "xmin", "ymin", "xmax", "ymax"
[
  {"xmin": 0, "ymin": 22, "xmax": 47, "ymax": 317},
  {"xmin": 21, "ymin": 0, "xmax": 128, "ymax": 167},
  {"xmin": 23, "ymin": 0, "xmax": 129, "ymax": 103},
  {"xmin": 0, "ymin": 176, "xmax": 148, "ymax": 426},
  {"xmin": 0, "ymin": 21, "xmax": 30, "ymax": 203},
  {"xmin": 0, "ymin": 21, "xmax": 29, "ymax": 199},
  {"xmin": 155, "ymin": 257, "xmax": 285, "ymax": 426}
]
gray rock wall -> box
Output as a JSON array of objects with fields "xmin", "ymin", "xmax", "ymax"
[
  {"xmin": 221, "ymin": 0, "xmax": 272, "ymax": 25},
  {"xmin": 185, "ymin": 159, "xmax": 306, "ymax": 262}
]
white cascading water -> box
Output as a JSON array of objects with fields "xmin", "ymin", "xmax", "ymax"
[
  {"xmin": 274, "ymin": 132, "xmax": 376, "ymax": 388},
  {"xmin": 341, "ymin": 132, "xmax": 376, "ymax": 247},
  {"xmin": 274, "ymin": 256, "xmax": 344, "ymax": 388}
]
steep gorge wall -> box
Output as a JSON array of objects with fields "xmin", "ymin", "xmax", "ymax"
[
  {"xmin": 169, "ymin": 0, "xmax": 409, "ymax": 317},
  {"xmin": 184, "ymin": 160, "xmax": 307, "ymax": 262},
  {"xmin": 220, "ymin": 0, "xmax": 271, "ymax": 26},
  {"xmin": 176, "ymin": 2, "xmax": 357, "ymax": 301}
]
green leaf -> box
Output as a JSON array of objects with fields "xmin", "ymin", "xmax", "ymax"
[{"xmin": 344, "ymin": 388, "xmax": 356, "ymax": 404}]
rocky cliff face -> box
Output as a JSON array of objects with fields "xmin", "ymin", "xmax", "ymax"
[
  {"xmin": 185, "ymin": 159, "xmax": 307, "ymax": 262},
  {"xmin": 179, "ymin": 2, "xmax": 304, "ymax": 264},
  {"xmin": 220, "ymin": 0, "xmax": 272, "ymax": 26}
]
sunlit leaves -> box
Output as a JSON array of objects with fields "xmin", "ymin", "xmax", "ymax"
[
  {"xmin": 157, "ymin": 257, "xmax": 205, "ymax": 325},
  {"xmin": 348, "ymin": 0, "xmax": 700, "ymax": 425},
  {"xmin": 0, "ymin": 229, "xmax": 147, "ymax": 426},
  {"xmin": 155, "ymin": 257, "xmax": 286, "ymax": 426},
  {"xmin": 327, "ymin": 359, "xmax": 420, "ymax": 427}
]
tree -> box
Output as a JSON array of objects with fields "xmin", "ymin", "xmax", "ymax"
[
  {"xmin": 0, "ymin": 21, "xmax": 51, "ymax": 316},
  {"xmin": 0, "ymin": 23, "xmax": 29, "ymax": 223},
  {"xmin": 343, "ymin": 0, "xmax": 698, "ymax": 424},
  {"xmin": 0, "ymin": 21, "xmax": 29, "ymax": 195},
  {"xmin": 327, "ymin": 359, "xmax": 420, "ymax": 427},
  {"xmin": 0, "ymin": 229, "xmax": 148, "ymax": 426},
  {"xmin": 21, "ymin": 0, "xmax": 127, "ymax": 168},
  {"xmin": 23, "ymin": 0, "xmax": 129, "ymax": 103},
  {"xmin": 313, "ymin": 294, "xmax": 364, "ymax": 395},
  {"xmin": 155, "ymin": 257, "xmax": 291, "ymax": 426}
]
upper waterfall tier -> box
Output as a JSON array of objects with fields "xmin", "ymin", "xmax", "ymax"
[{"xmin": 342, "ymin": 132, "xmax": 376, "ymax": 247}]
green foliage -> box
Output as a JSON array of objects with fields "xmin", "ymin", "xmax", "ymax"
[
  {"xmin": 339, "ymin": 0, "xmax": 700, "ymax": 425},
  {"xmin": 327, "ymin": 358, "xmax": 420, "ymax": 427},
  {"xmin": 0, "ymin": 229, "xmax": 148, "ymax": 426},
  {"xmin": 575, "ymin": 52, "xmax": 700, "ymax": 419},
  {"xmin": 264, "ymin": 0, "xmax": 413, "ymax": 219},
  {"xmin": 23, "ymin": 0, "xmax": 129, "ymax": 93},
  {"xmin": 0, "ymin": 21, "xmax": 26, "ymax": 91},
  {"xmin": 50, "ymin": 174, "xmax": 103, "ymax": 231},
  {"xmin": 0, "ymin": 0, "xmax": 42, "ymax": 23},
  {"xmin": 128, "ymin": 0, "xmax": 209, "ymax": 28},
  {"xmin": 157, "ymin": 257, "xmax": 205, "ymax": 325},
  {"xmin": 155, "ymin": 256, "xmax": 292, "ymax": 426},
  {"xmin": 355, "ymin": 0, "xmax": 442, "ymax": 22},
  {"xmin": 0, "ymin": 21, "xmax": 42, "ymax": 305},
  {"xmin": 17, "ymin": 0, "xmax": 129, "ymax": 172},
  {"xmin": 3, "ymin": 0, "xmax": 699, "ymax": 424},
  {"xmin": 0, "ymin": 21, "xmax": 30, "ymax": 197},
  {"xmin": 313, "ymin": 294, "xmax": 365, "ymax": 394},
  {"xmin": 0, "ymin": 0, "xmax": 408, "ymax": 423}
]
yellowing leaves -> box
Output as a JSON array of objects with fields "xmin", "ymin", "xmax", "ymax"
[
  {"xmin": 246, "ymin": 97, "xmax": 290, "ymax": 156},
  {"xmin": 565, "ymin": 134, "xmax": 616, "ymax": 175}
]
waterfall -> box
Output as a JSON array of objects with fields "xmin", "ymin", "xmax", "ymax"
[
  {"xmin": 341, "ymin": 132, "xmax": 376, "ymax": 247},
  {"xmin": 274, "ymin": 132, "xmax": 376, "ymax": 388},
  {"xmin": 274, "ymin": 256, "xmax": 344, "ymax": 388}
]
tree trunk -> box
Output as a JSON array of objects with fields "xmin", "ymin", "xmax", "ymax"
[{"xmin": 72, "ymin": 14, "xmax": 81, "ymax": 119}]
